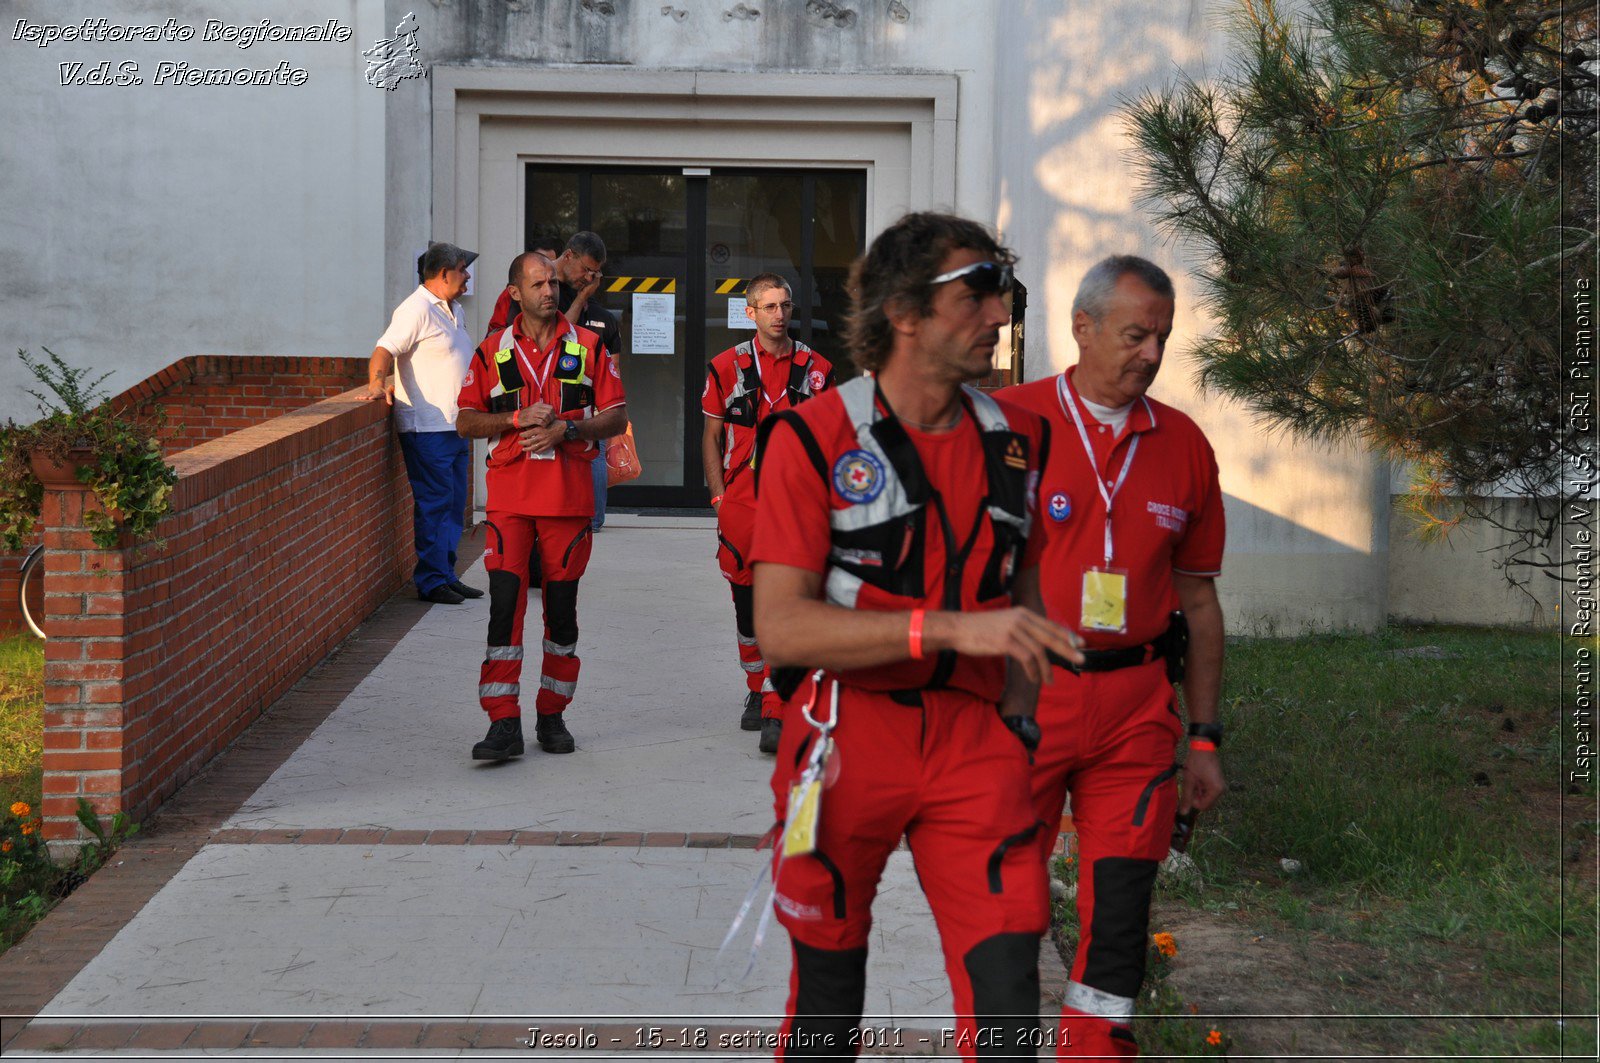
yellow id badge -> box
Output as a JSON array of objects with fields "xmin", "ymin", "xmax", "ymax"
[
  {"xmin": 1081, "ymin": 567, "xmax": 1129, "ymax": 633},
  {"xmin": 782, "ymin": 779, "xmax": 822, "ymax": 857}
]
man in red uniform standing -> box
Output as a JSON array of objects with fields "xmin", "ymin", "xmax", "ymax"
[
  {"xmin": 998, "ymin": 256, "xmax": 1227, "ymax": 1059},
  {"xmin": 752, "ymin": 212, "xmax": 1083, "ymax": 1059},
  {"xmin": 702, "ymin": 272, "xmax": 834, "ymax": 753},
  {"xmin": 456, "ymin": 252, "xmax": 628, "ymax": 763}
]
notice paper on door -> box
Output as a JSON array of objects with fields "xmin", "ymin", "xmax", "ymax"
[
  {"xmin": 632, "ymin": 292, "xmax": 675, "ymax": 354},
  {"xmin": 727, "ymin": 297, "xmax": 756, "ymax": 330}
]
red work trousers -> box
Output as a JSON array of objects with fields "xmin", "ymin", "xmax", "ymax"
[
  {"xmin": 478, "ymin": 512, "xmax": 593, "ymax": 722},
  {"xmin": 770, "ymin": 682, "xmax": 1049, "ymax": 1060},
  {"xmin": 1030, "ymin": 660, "xmax": 1181, "ymax": 1059},
  {"xmin": 716, "ymin": 482, "xmax": 780, "ymax": 720}
]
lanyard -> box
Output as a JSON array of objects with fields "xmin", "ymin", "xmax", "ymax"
[
  {"xmin": 1058, "ymin": 374, "xmax": 1139, "ymax": 566},
  {"xmin": 748, "ymin": 343, "xmax": 794, "ymax": 415},
  {"xmin": 510, "ymin": 323, "xmax": 575, "ymax": 398}
]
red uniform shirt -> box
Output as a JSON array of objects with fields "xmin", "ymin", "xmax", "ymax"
[
  {"xmin": 998, "ymin": 367, "xmax": 1224, "ymax": 650},
  {"xmin": 457, "ymin": 315, "xmax": 626, "ymax": 517},
  {"xmin": 702, "ymin": 337, "xmax": 833, "ymax": 498},
  {"xmin": 752, "ymin": 386, "xmax": 1047, "ymax": 702}
]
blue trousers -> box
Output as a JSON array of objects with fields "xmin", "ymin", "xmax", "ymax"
[
  {"xmin": 398, "ymin": 430, "xmax": 470, "ymax": 594},
  {"xmin": 591, "ymin": 441, "xmax": 608, "ymax": 530}
]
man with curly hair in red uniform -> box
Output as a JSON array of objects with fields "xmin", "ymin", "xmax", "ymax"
[
  {"xmin": 998, "ymin": 256, "xmax": 1227, "ymax": 1059},
  {"xmin": 455, "ymin": 251, "xmax": 628, "ymax": 763},
  {"xmin": 702, "ymin": 272, "xmax": 834, "ymax": 753},
  {"xmin": 751, "ymin": 212, "xmax": 1084, "ymax": 1059}
]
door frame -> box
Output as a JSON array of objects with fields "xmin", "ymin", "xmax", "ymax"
[{"xmin": 522, "ymin": 164, "xmax": 867, "ymax": 508}]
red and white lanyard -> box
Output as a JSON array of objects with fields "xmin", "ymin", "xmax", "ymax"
[
  {"xmin": 511, "ymin": 323, "xmax": 576, "ymax": 400},
  {"xmin": 1057, "ymin": 374, "xmax": 1139, "ymax": 566},
  {"xmin": 748, "ymin": 344, "xmax": 793, "ymax": 415}
]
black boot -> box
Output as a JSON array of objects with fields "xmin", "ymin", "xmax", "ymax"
[
  {"xmin": 759, "ymin": 716, "xmax": 782, "ymax": 754},
  {"xmin": 535, "ymin": 712, "xmax": 576, "ymax": 754},
  {"xmin": 472, "ymin": 717, "xmax": 524, "ymax": 761},
  {"xmin": 739, "ymin": 691, "xmax": 763, "ymax": 731}
]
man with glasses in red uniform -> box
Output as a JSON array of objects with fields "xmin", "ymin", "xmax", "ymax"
[
  {"xmin": 752, "ymin": 213, "xmax": 1083, "ymax": 1059},
  {"xmin": 455, "ymin": 252, "xmax": 628, "ymax": 763},
  {"xmin": 702, "ymin": 273, "xmax": 834, "ymax": 753},
  {"xmin": 998, "ymin": 255, "xmax": 1227, "ymax": 1059}
]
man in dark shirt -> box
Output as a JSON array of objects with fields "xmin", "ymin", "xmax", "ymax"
[{"xmin": 486, "ymin": 232, "xmax": 624, "ymax": 532}]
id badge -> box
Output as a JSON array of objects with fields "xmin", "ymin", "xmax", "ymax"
[
  {"xmin": 1081, "ymin": 566, "xmax": 1129, "ymax": 633},
  {"xmin": 782, "ymin": 779, "xmax": 822, "ymax": 857}
]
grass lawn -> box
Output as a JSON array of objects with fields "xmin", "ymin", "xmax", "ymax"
[
  {"xmin": 1053, "ymin": 624, "xmax": 1597, "ymax": 1058},
  {"xmin": 0, "ymin": 633, "xmax": 43, "ymax": 815}
]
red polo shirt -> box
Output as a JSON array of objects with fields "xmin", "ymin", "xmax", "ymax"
[
  {"xmin": 457, "ymin": 315, "xmax": 626, "ymax": 517},
  {"xmin": 997, "ymin": 368, "xmax": 1224, "ymax": 650}
]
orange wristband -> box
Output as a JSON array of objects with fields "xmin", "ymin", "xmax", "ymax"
[
  {"xmin": 1188, "ymin": 739, "xmax": 1217, "ymax": 753},
  {"xmin": 511, "ymin": 408, "xmax": 521, "ymax": 430},
  {"xmin": 908, "ymin": 608, "xmax": 926, "ymax": 660}
]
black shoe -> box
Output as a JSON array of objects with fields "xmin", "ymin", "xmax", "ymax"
[
  {"xmin": 448, "ymin": 580, "xmax": 485, "ymax": 600},
  {"xmin": 759, "ymin": 717, "xmax": 782, "ymax": 754},
  {"xmin": 472, "ymin": 717, "xmax": 524, "ymax": 761},
  {"xmin": 535, "ymin": 713, "xmax": 576, "ymax": 754},
  {"xmin": 422, "ymin": 585, "xmax": 466, "ymax": 605},
  {"xmin": 739, "ymin": 691, "xmax": 763, "ymax": 731}
]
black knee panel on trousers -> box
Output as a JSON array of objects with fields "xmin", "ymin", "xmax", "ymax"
[
  {"xmin": 730, "ymin": 582, "xmax": 756, "ymax": 640},
  {"xmin": 1083, "ymin": 857, "xmax": 1159, "ymax": 999},
  {"xmin": 542, "ymin": 579, "xmax": 579, "ymax": 647},
  {"xmin": 789, "ymin": 941, "xmax": 867, "ymax": 1058},
  {"xmin": 963, "ymin": 932, "xmax": 1042, "ymax": 1058},
  {"xmin": 486, "ymin": 571, "xmax": 522, "ymax": 645}
]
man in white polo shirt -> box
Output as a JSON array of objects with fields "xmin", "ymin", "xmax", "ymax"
[{"xmin": 366, "ymin": 241, "xmax": 484, "ymax": 605}]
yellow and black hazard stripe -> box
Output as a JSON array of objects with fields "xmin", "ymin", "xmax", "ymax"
[
  {"xmin": 605, "ymin": 276, "xmax": 678, "ymax": 294},
  {"xmin": 714, "ymin": 278, "xmax": 749, "ymax": 296}
]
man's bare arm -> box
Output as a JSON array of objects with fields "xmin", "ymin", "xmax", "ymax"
[
  {"xmin": 456, "ymin": 407, "xmax": 521, "ymax": 439},
  {"xmin": 998, "ymin": 566, "xmax": 1053, "ymax": 720},
  {"xmin": 754, "ymin": 562, "xmax": 1082, "ymax": 686},
  {"xmin": 702, "ymin": 415, "xmax": 727, "ymax": 501},
  {"xmin": 1175, "ymin": 572, "xmax": 1226, "ymax": 812},
  {"xmin": 364, "ymin": 347, "xmax": 394, "ymax": 403}
]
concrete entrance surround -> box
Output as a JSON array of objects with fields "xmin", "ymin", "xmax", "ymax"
[{"xmin": 429, "ymin": 67, "xmax": 957, "ymax": 342}]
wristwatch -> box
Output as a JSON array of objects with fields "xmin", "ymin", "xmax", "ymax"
[
  {"xmin": 1186, "ymin": 721, "xmax": 1224, "ymax": 748},
  {"xmin": 562, "ymin": 419, "xmax": 580, "ymax": 442}
]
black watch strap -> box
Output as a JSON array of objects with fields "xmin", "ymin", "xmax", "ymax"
[
  {"xmin": 1187, "ymin": 721, "xmax": 1224, "ymax": 747},
  {"xmin": 563, "ymin": 419, "xmax": 580, "ymax": 441}
]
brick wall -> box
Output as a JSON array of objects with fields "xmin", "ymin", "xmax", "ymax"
[
  {"xmin": 38, "ymin": 390, "xmax": 413, "ymax": 842},
  {"xmin": 113, "ymin": 356, "xmax": 366, "ymax": 454}
]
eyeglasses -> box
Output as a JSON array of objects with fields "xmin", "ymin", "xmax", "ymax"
[
  {"xmin": 930, "ymin": 261, "xmax": 1014, "ymax": 295},
  {"xmin": 753, "ymin": 301, "xmax": 795, "ymax": 315}
]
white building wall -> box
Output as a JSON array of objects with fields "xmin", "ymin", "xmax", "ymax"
[
  {"xmin": 7, "ymin": 0, "xmax": 1514, "ymax": 633},
  {"xmin": 0, "ymin": 0, "xmax": 387, "ymax": 423}
]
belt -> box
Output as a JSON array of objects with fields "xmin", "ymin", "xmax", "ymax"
[{"xmin": 1051, "ymin": 613, "xmax": 1187, "ymax": 677}]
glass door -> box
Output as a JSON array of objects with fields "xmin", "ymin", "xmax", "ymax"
[{"xmin": 525, "ymin": 165, "xmax": 866, "ymax": 508}]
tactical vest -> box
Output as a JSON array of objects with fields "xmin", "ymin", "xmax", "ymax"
[
  {"xmin": 720, "ymin": 340, "xmax": 825, "ymax": 485},
  {"xmin": 759, "ymin": 376, "xmax": 1040, "ymax": 695},
  {"xmin": 485, "ymin": 322, "xmax": 598, "ymax": 420}
]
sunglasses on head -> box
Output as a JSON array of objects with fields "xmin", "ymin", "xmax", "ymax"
[{"xmin": 930, "ymin": 260, "xmax": 1014, "ymax": 295}]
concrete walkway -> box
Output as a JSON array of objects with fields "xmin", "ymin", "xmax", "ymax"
[{"xmin": 0, "ymin": 518, "xmax": 1065, "ymax": 1058}]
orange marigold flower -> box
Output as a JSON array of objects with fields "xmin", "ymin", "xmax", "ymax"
[
  {"xmin": 20, "ymin": 822, "xmax": 36, "ymax": 836},
  {"xmin": 9, "ymin": 801, "xmax": 29, "ymax": 818},
  {"xmin": 1152, "ymin": 931, "xmax": 1177, "ymax": 957},
  {"xmin": 1206, "ymin": 1029, "xmax": 1223, "ymax": 1046},
  {"xmin": 1, "ymin": 839, "xmax": 12, "ymax": 853}
]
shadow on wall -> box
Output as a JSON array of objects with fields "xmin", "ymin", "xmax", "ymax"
[{"xmin": 998, "ymin": 0, "xmax": 1398, "ymax": 635}]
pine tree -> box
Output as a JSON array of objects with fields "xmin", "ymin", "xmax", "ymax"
[{"xmin": 1128, "ymin": 0, "xmax": 1596, "ymax": 583}]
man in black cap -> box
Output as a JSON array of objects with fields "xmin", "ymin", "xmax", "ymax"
[{"xmin": 366, "ymin": 241, "xmax": 484, "ymax": 604}]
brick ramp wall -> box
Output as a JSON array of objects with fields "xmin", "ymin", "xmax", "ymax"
[
  {"xmin": 39, "ymin": 389, "xmax": 413, "ymax": 841},
  {"xmin": 113, "ymin": 355, "xmax": 366, "ymax": 454}
]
